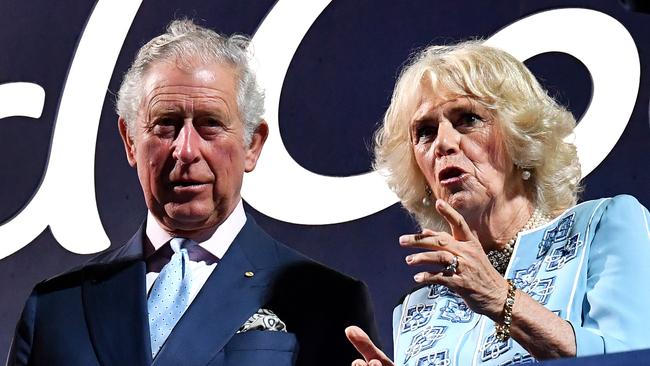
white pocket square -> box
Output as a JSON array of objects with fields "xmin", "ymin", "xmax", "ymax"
[{"xmin": 237, "ymin": 308, "xmax": 287, "ymax": 333}]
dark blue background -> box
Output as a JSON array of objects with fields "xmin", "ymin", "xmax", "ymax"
[{"xmin": 1, "ymin": 0, "xmax": 648, "ymax": 360}]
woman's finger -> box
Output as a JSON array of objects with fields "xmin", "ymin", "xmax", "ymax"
[
  {"xmin": 435, "ymin": 199, "xmax": 475, "ymax": 241},
  {"xmin": 400, "ymin": 231, "xmax": 459, "ymax": 252},
  {"xmin": 413, "ymin": 270, "xmax": 455, "ymax": 286},
  {"xmin": 421, "ymin": 228, "xmax": 436, "ymax": 236},
  {"xmin": 406, "ymin": 251, "xmax": 457, "ymax": 271}
]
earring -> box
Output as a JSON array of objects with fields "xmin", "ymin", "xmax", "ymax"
[
  {"xmin": 422, "ymin": 185, "xmax": 433, "ymax": 207},
  {"xmin": 516, "ymin": 164, "xmax": 532, "ymax": 181}
]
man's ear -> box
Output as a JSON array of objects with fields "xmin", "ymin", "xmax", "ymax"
[
  {"xmin": 118, "ymin": 117, "xmax": 137, "ymax": 167},
  {"xmin": 244, "ymin": 120, "xmax": 269, "ymax": 172}
]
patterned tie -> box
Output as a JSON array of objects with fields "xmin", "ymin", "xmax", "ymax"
[{"xmin": 147, "ymin": 237, "xmax": 194, "ymax": 358}]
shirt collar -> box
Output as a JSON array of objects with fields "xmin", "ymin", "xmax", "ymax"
[{"xmin": 145, "ymin": 200, "xmax": 247, "ymax": 259}]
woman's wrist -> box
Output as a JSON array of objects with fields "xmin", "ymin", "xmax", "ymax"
[
  {"xmin": 495, "ymin": 279, "xmax": 517, "ymax": 341},
  {"xmin": 484, "ymin": 277, "xmax": 511, "ymax": 320}
]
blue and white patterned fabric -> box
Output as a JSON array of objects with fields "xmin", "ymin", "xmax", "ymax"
[{"xmin": 393, "ymin": 195, "xmax": 650, "ymax": 365}]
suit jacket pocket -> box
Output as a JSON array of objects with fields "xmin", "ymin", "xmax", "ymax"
[{"xmin": 220, "ymin": 331, "xmax": 298, "ymax": 366}]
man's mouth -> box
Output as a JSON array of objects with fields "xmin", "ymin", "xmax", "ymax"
[
  {"xmin": 172, "ymin": 181, "xmax": 205, "ymax": 187},
  {"xmin": 438, "ymin": 167, "xmax": 467, "ymax": 185},
  {"xmin": 169, "ymin": 180, "xmax": 210, "ymax": 192}
]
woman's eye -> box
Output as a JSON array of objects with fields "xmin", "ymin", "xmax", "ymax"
[
  {"xmin": 415, "ymin": 125, "xmax": 437, "ymax": 142},
  {"xmin": 460, "ymin": 113, "xmax": 484, "ymax": 127}
]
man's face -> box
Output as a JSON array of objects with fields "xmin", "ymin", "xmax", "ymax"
[{"xmin": 119, "ymin": 59, "xmax": 267, "ymax": 235}]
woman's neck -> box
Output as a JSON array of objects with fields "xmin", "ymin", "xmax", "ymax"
[{"xmin": 470, "ymin": 195, "xmax": 534, "ymax": 252}]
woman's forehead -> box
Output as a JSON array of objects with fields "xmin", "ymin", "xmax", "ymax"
[{"xmin": 414, "ymin": 81, "xmax": 475, "ymax": 110}]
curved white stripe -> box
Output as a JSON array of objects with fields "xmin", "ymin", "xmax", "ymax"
[
  {"xmin": 487, "ymin": 8, "xmax": 639, "ymax": 179},
  {"xmin": 0, "ymin": 82, "xmax": 45, "ymax": 119},
  {"xmin": 246, "ymin": 6, "xmax": 639, "ymax": 225},
  {"xmin": 0, "ymin": 0, "xmax": 142, "ymax": 259}
]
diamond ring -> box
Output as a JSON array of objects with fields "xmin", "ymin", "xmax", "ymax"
[{"xmin": 443, "ymin": 255, "xmax": 459, "ymax": 275}]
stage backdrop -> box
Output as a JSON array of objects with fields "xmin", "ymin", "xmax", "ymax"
[{"xmin": 1, "ymin": 0, "xmax": 649, "ymax": 358}]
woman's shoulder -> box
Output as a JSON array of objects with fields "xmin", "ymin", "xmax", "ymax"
[
  {"xmin": 525, "ymin": 194, "xmax": 649, "ymax": 251},
  {"xmin": 571, "ymin": 194, "xmax": 649, "ymax": 246},
  {"xmin": 561, "ymin": 194, "xmax": 648, "ymax": 220}
]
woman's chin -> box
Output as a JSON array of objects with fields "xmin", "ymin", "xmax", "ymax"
[{"xmin": 445, "ymin": 192, "xmax": 483, "ymax": 216}]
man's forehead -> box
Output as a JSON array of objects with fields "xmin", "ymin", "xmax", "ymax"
[
  {"xmin": 143, "ymin": 60, "xmax": 236, "ymax": 92},
  {"xmin": 146, "ymin": 85, "xmax": 232, "ymax": 101},
  {"xmin": 139, "ymin": 60, "xmax": 239, "ymax": 109}
]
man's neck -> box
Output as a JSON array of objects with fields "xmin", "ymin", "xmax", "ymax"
[{"xmin": 145, "ymin": 200, "xmax": 247, "ymax": 259}]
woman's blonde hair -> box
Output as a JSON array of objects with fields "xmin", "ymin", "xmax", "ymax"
[{"xmin": 374, "ymin": 41, "xmax": 581, "ymax": 230}]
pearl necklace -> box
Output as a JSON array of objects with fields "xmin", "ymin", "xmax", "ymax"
[{"xmin": 487, "ymin": 207, "xmax": 551, "ymax": 274}]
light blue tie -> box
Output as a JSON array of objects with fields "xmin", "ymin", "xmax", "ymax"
[{"xmin": 147, "ymin": 237, "xmax": 194, "ymax": 358}]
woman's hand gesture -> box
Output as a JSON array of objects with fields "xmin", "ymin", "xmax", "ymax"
[{"xmin": 399, "ymin": 199, "xmax": 508, "ymax": 319}]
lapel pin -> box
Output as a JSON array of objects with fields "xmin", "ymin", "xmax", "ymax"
[{"xmin": 244, "ymin": 271, "xmax": 254, "ymax": 278}]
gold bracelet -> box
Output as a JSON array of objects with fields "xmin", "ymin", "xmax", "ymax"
[{"xmin": 495, "ymin": 279, "xmax": 516, "ymax": 342}]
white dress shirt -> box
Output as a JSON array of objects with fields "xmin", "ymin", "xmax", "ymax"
[{"xmin": 144, "ymin": 200, "xmax": 247, "ymax": 304}]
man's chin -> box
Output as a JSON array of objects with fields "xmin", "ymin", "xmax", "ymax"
[{"xmin": 158, "ymin": 207, "xmax": 220, "ymax": 232}]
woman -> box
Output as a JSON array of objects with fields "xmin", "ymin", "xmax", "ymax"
[{"xmin": 346, "ymin": 41, "xmax": 650, "ymax": 365}]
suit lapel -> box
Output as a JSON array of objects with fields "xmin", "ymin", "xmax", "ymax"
[
  {"xmin": 153, "ymin": 217, "xmax": 278, "ymax": 366},
  {"xmin": 82, "ymin": 226, "xmax": 153, "ymax": 366}
]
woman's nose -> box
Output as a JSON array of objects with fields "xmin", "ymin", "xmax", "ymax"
[{"xmin": 434, "ymin": 121, "xmax": 461, "ymax": 158}]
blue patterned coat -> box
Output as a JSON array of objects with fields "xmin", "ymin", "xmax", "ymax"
[{"xmin": 392, "ymin": 195, "xmax": 650, "ymax": 366}]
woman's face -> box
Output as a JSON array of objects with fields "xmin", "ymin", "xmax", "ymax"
[{"xmin": 410, "ymin": 85, "xmax": 518, "ymax": 219}]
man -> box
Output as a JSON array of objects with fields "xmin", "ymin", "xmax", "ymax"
[{"xmin": 8, "ymin": 19, "xmax": 378, "ymax": 366}]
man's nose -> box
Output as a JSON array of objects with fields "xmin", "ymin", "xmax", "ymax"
[
  {"xmin": 173, "ymin": 122, "xmax": 201, "ymax": 164},
  {"xmin": 434, "ymin": 121, "xmax": 460, "ymax": 158}
]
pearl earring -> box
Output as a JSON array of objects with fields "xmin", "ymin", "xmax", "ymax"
[
  {"xmin": 422, "ymin": 185, "xmax": 433, "ymax": 206},
  {"xmin": 521, "ymin": 170, "xmax": 531, "ymax": 180}
]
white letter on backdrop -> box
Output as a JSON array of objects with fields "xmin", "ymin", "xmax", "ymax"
[
  {"xmin": 245, "ymin": 5, "xmax": 638, "ymax": 225},
  {"xmin": 0, "ymin": 0, "xmax": 142, "ymax": 259}
]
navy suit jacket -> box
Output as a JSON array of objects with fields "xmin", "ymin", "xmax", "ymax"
[{"xmin": 8, "ymin": 216, "xmax": 379, "ymax": 366}]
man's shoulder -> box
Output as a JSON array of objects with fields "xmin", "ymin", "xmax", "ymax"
[
  {"xmin": 32, "ymin": 252, "xmax": 138, "ymax": 297},
  {"xmin": 32, "ymin": 228, "xmax": 144, "ymax": 295},
  {"xmin": 248, "ymin": 224, "xmax": 362, "ymax": 288},
  {"xmin": 240, "ymin": 215, "xmax": 363, "ymax": 285},
  {"xmin": 275, "ymin": 241, "xmax": 361, "ymax": 285}
]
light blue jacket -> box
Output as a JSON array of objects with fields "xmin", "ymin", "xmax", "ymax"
[{"xmin": 393, "ymin": 195, "xmax": 650, "ymax": 366}]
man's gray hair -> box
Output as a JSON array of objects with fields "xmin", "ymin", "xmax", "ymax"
[{"xmin": 116, "ymin": 19, "xmax": 264, "ymax": 145}]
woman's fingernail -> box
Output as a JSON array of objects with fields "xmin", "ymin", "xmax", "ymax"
[
  {"xmin": 406, "ymin": 255, "xmax": 413, "ymax": 263},
  {"xmin": 414, "ymin": 273, "xmax": 423, "ymax": 282}
]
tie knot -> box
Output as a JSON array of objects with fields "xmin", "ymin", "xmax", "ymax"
[{"xmin": 169, "ymin": 237, "xmax": 195, "ymax": 253}]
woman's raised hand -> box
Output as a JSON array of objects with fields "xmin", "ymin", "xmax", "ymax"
[{"xmin": 399, "ymin": 199, "xmax": 509, "ymax": 320}]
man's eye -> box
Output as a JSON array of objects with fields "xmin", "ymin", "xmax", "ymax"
[
  {"xmin": 196, "ymin": 117, "xmax": 225, "ymax": 135},
  {"xmin": 201, "ymin": 117, "xmax": 223, "ymax": 127},
  {"xmin": 151, "ymin": 118, "xmax": 179, "ymax": 136},
  {"xmin": 157, "ymin": 117, "xmax": 177, "ymax": 125}
]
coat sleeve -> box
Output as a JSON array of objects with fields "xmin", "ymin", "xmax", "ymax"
[
  {"xmin": 350, "ymin": 279, "xmax": 381, "ymax": 348},
  {"xmin": 6, "ymin": 290, "xmax": 37, "ymax": 366},
  {"xmin": 569, "ymin": 195, "xmax": 650, "ymax": 356}
]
